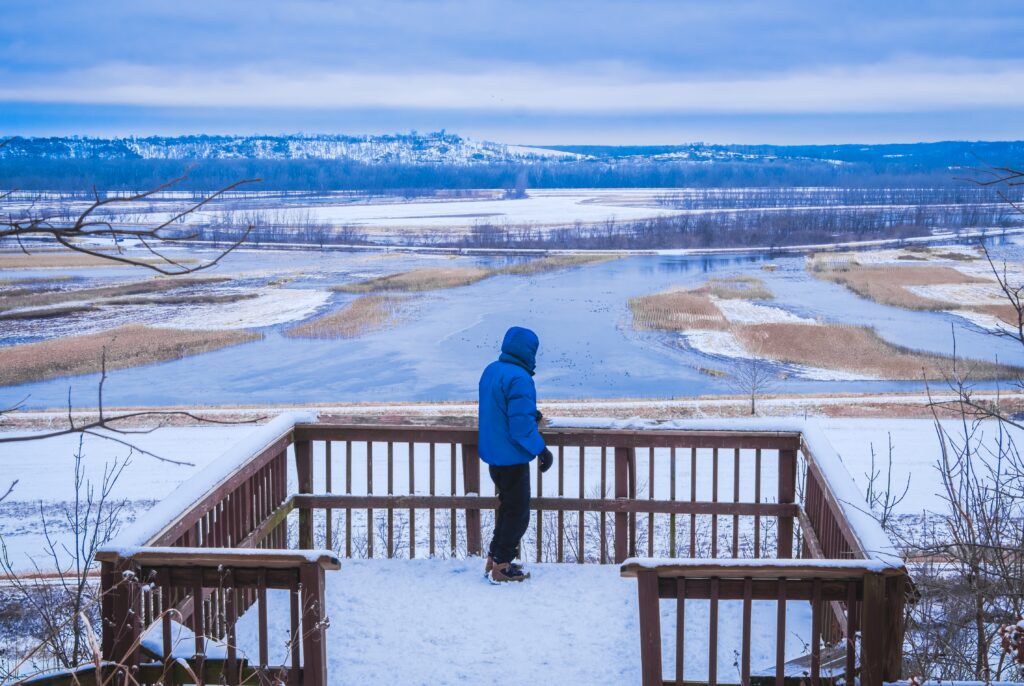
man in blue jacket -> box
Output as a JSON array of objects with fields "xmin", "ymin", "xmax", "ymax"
[{"xmin": 478, "ymin": 326, "xmax": 554, "ymax": 583}]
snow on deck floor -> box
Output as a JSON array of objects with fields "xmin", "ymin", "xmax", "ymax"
[{"xmin": 235, "ymin": 558, "xmax": 812, "ymax": 685}]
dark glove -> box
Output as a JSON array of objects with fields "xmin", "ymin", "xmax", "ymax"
[
  {"xmin": 534, "ymin": 410, "xmax": 544, "ymax": 423},
  {"xmin": 537, "ymin": 447, "xmax": 553, "ymax": 473}
]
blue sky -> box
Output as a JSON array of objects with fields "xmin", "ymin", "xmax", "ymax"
[{"xmin": 2, "ymin": 1, "xmax": 1023, "ymax": 144}]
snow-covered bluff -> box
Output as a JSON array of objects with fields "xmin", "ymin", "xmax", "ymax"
[{"xmin": 0, "ymin": 132, "xmax": 582, "ymax": 165}]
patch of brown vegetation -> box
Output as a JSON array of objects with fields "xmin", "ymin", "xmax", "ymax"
[
  {"xmin": 975, "ymin": 303, "xmax": 1022, "ymax": 327},
  {"xmin": 0, "ymin": 325, "xmax": 261, "ymax": 386},
  {"xmin": 629, "ymin": 290, "xmax": 728, "ymax": 331},
  {"xmin": 812, "ymin": 263, "xmax": 984, "ymax": 310},
  {"xmin": 498, "ymin": 253, "xmax": 617, "ymax": 275},
  {"xmin": 0, "ymin": 305, "xmax": 97, "ymax": 320},
  {"xmin": 337, "ymin": 253, "xmax": 618, "ymax": 293},
  {"xmin": 0, "ymin": 252, "xmax": 197, "ymax": 270},
  {"xmin": 700, "ymin": 276, "xmax": 773, "ymax": 300},
  {"xmin": 931, "ymin": 251, "xmax": 979, "ymax": 262},
  {"xmin": 0, "ymin": 276, "xmax": 229, "ymax": 313},
  {"xmin": 106, "ymin": 292, "xmax": 258, "ymax": 306},
  {"xmin": 732, "ymin": 323, "xmax": 1020, "ymax": 380},
  {"xmin": 285, "ymin": 295, "xmax": 407, "ymax": 339},
  {"xmin": 337, "ymin": 267, "xmax": 491, "ymax": 293}
]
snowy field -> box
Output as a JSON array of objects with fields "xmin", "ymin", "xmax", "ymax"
[{"xmin": 41, "ymin": 189, "xmax": 689, "ymax": 238}]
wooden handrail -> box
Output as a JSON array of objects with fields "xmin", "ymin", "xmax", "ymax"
[
  {"xmin": 96, "ymin": 547, "xmax": 341, "ymax": 571},
  {"xmin": 294, "ymin": 422, "xmax": 803, "ymax": 450},
  {"xmin": 620, "ymin": 558, "xmax": 907, "ymax": 580}
]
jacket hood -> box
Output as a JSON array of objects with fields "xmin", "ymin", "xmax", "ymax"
[{"xmin": 498, "ymin": 326, "xmax": 539, "ymax": 375}]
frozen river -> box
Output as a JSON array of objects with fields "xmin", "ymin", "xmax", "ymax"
[{"xmin": 1, "ymin": 239, "xmax": 1022, "ymax": 408}]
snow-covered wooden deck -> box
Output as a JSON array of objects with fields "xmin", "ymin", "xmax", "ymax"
[{"xmin": 234, "ymin": 558, "xmax": 811, "ymax": 685}]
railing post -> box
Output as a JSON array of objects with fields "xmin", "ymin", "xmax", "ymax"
[
  {"xmin": 777, "ymin": 448, "xmax": 796, "ymax": 558},
  {"xmin": 636, "ymin": 569, "xmax": 664, "ymax": 686},
  {"xmin": 295, "ymin": 439, "xmax": 313, "ymax": 550},
  {"xmin": 101, "ymin": 557, "xmax": 141, "ymax": 685},
  {"xmin": 462, "ymin": 443, "xmax": 482, "ymax": 556},
  {"xmin": 860, "ymin": 572, "xmax": 886, "ymax": 686},
  {"xmin": 884, "ymin": 573, "xmax": 907, "ymax": 681},
  {"xmin": 300, "ymin": 562, "xmax": 329, "ymax": 686}
]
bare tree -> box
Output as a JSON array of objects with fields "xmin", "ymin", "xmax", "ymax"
[
  {"xmin": 0, "ymin": 436, "xmax": 128, "ymax": 675},
  {"xmin": 2, "ymin": 138, "xmax": 260, "ymax": 275},
  {"xmin": 1, "ymin": 142, "xmax": 265, "ymax": 498},
  {"xmin": 863, "ymin": 432, "xmax": 911, "ymax": 532},
  {"xmin": 727, "ymin": 353, "xmax": 778, "ymax": 415},
  {"xmin": 900, "ymin": 166, "xmax": 1024, "ymax": 681}
]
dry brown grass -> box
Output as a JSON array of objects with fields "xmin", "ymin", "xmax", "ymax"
[
  {"xmin": 106, "ymin": 292, "xmax": 257, "ymax": 306},
  {"xmin": 0, "ymin": 325, "xmax": 260, "ymax": 386},
  {"xmin": 0, "ymin": 276, "xmax": 73, "ymax": 286},
  {"xmin": 0, "ymin": 305, "xmax": 97, "ymax": 320},
  {"xmin": 338, "ymin": 253, "xmax": 617, "ymax": 293},
  {"xmin": 629, "ymin": 290, "xmax": 728, "ymax": 331},
  {"xmin": 285, "ymin": 295, "xmax": 407, "ymax": 339},
  {"xmin": 0, "ymin": 276, "xmax": 228, "ymax": 313},
  {"xmin": 336, "ymin": 267, "xmax": 491, "ymax": 293},
  {"xmin": 0, "ymin": 252, "xmax": 197, "ymax": 270},
  {"xmin": 700, "ymin": 276, "xmax": 773, "ymax": 300},
  {"xmin": 497, "ymin": 253, "xmax": 618, "ymax": 275},
  {"xmin": 813, "ymin": 263, "xmax": 984, "ymax": 310},
  {"xmin": 733, "ymin": 323, "xmax": 1021, "ymax": 380},
  {"xmin": 975, "ymin": 303, "xmax": 1022, "ymax": 326}
]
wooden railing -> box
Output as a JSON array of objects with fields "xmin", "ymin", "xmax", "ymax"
[
  {"xmin": 81, "ymin": 415, "xmax": 908, "ymax": 686},
  {"xmin": 621, "ymin": 559, "xmax": 906, "ymax": 686},
  {"xmin": 290, "ymin": 423, "xmax": 803, "ymax": 564}
]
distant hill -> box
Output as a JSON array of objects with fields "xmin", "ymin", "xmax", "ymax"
[
  {"xmin": 2, "ymin": 132, "xmax": 1021, "ymax": 191},
  {"xmin": 0, "ymin": 132, "xmax": 578, "ymax": 165}
]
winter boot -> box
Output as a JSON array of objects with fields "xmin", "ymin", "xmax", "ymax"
[
  {"xmin": 485, "ymin": 555, "xmax": 525, "ymax": 576},
  {"xmin": 490, "ymin": 561, "xmax": 530, "ymax": 583}
]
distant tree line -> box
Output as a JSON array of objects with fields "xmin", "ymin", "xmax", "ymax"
[
  {"xmin": 0, "ymin": 156, "xmax": 1008, "ymax": 193},
  {"xmin": 184, "ymin": 202, "xmax": 1018, "ymax": 251}
]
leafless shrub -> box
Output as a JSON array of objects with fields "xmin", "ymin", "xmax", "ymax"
[{"xmin": 0, "ymin": 437, "xmax": 127, "ymax": 675}]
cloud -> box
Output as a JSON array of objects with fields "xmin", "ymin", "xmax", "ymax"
[{"xmin": 1, "ymin": 59, "xmax": 1022, "ymax": 114}]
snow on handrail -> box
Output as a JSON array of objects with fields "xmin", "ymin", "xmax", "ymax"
[
  {"xmin": 549, "ymin": 416, "xmax": 902, "ymax": 565},
  {"xmin": 101, "ymin": 410, "xmax": 317, "ymax": 551},
  {"xmin": 620, "ymin": 556, "xmax": 905, "ymax": 576}
]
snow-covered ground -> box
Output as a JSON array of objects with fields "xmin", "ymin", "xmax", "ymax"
[
  {"xmin": 155, "ymin": 288, "xmax": 332, "ymax": 330},
  {"xmin": 144, "ymin": 189, "xmax": 688, "ymax": 234},
  {"xmin": 233, "ymin": 557, "xmax": 812, "ymax": 685}
]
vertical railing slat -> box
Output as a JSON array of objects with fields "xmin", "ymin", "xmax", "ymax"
[
  {"xmin": 325, "ymin": 440, "xmax": 333, "ymax": 550},
  {"xmin": 558, "ymin": 445, "xmax": 565, "ymax": 562},
  {"xmin": 732, "ymin": 448, "xmax": 740, "ymax": 558},
  {"xmin": 709, "ymin": 576, "xmax": 719, "ymax": 686},
  {"xmin": 429, "ymin": 442, "xmax": 436, "ymax": 558},
  {"xmin": 387, "ymin": 441, "xmax": 394, "ymax": 558},
  {"xmin": 711, "ymin": 447, "xmax": 719, "ymax": 559},
  {"xmin": 775, "ymin": 578, "xmax": 787, "ymax": 686},
  {"xmin": 742, "ymin": 577, "xmax": 752, "ymax": 686},
  {"xmin": 811, "ymin": 578, "xmax": 822, "ymax": 686},
  {"xmin": 578, "ymin": 446, "xmax": 585, "ymax": 563},
  {"xmin": 409, "ymin": 442, "xmax": 416, "ymax": 559},
  {"xmin": 675, "ymin": 577, "xmax": 686, "ymax": 685},
  {"xmin": 754, "ymin": 448, "xmax": 762, "ymax": 558}
]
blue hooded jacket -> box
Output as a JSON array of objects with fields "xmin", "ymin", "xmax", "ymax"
[{"xmin": 477, "ymin": 326, "xmax": 546, "ymax": 466}]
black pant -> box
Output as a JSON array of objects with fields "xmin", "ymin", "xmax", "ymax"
[{"xmin": 488, "ymin": 463, "xmax": 531, "ymax": 564}]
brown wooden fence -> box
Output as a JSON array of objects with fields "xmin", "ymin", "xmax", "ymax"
[{"xmin": 78, "ymin": 417, "xmax": 908, "ymax": 686}]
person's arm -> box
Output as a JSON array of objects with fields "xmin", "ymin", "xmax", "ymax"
[{"xmin": 507, "ymin": 374, "xmax": 546, "ymax": 457}]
